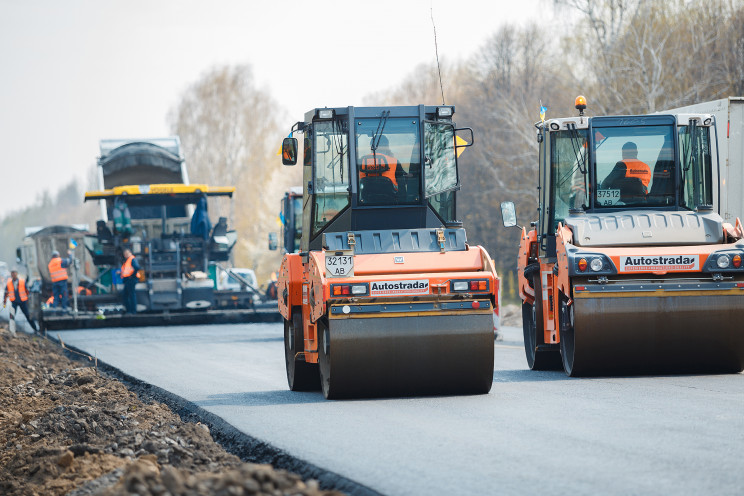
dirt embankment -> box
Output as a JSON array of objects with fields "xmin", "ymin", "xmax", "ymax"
[
  {"xmin": 0, "ymin": 326, "xmax": 341, "ymax": 496},
  {"xmin": 500, "ymin": 303, "xmax": 521, "ymax": 328}
]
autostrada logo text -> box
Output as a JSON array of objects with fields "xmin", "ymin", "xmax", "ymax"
[
  {"xmin": 370, "ymin": 280, "xmax": 430, "ymax": 296},
  {"xmin": 620, "ymin": 255, "xmax": 699, "ymax": 271}
]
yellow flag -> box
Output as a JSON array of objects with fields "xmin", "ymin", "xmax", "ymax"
[{"xmin": 455, "ymin": 135, "xmax": 469, "ymax": 158}]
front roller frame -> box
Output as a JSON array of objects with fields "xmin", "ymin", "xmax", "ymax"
[{"xmin": 318, "ymin": 305, "xmax": 495, "ymax": 399}]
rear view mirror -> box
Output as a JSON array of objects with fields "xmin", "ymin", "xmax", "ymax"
[
  {"xmin": 16, "ymin": 247, "xmax": 22, "ymax": 263},
  {"xmin": 282, "ymin": 138, "xmax": 298, "ymax": 166},
  {"xmin": 268, "ymin": 232, "xmax": 278, "ymax": 251},
  {"xmin": 501, "ymin": 201, "xmax": 518, "ymax": 228}
]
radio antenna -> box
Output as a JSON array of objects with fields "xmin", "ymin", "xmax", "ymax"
[{"xmin": 430, "ymin": 6, "xmax": 446, "ymax": 105}]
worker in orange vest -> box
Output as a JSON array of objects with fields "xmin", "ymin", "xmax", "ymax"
[
  {"xmin": 601, "ymin": 141, "xmax": 652, "ymax": 197},
  {"xmin": 121, "ymin": 248, "xmax": 140, "ymax": 314},
  {"xmin": 359, "ymin": 135, "xmax": 406, "ymax": 201},
  {"xmin": 48, "ymin": 250, "xmax": 71, "ymax": 310},
  {"xmin": 3, "ymin": 269, "xmax": 39, "ymax": 332}
]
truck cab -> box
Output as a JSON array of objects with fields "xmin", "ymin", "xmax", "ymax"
[{"xmin": 285, "ymin": 105, "xmax": 467, "ymax": 249}]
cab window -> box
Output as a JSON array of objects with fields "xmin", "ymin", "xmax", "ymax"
[
  {"xmin": 312, "ymin": 120, "xmax": 350, "ymax": 237},
  {"xmin": 424, "ymin": 122, "xmax": 458, "ymax": 198},
  {"xmin": 679, "ymin": 124, "xmax": 713, "ymax": 210},
  {"xmin": 550, "ymin": 129, "xmax": 588, "ymax": 233}
]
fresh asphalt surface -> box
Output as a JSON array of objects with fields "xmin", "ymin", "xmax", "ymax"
[{"xmin": 44, "ymin": 319, "xmax": 744, "ymax": 496}]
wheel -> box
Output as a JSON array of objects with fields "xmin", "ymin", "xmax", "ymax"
[
  {"xmin": 522, "ymin": 301, "xmax": 538, "ymax": 368},
  {"xmin": 559, "ymin": 296, "xmax": 577, "ymax": 376},
  {"xmin": 284, "ymin": 310, "xmax": 319, "ymax": 391},
  {"xmin": 522, "ymin": 271, "xmax": 562, "ymax": 371},
  {"xmin": 317, "ymin": 319, "xmax": 335, "ymax": 399}
]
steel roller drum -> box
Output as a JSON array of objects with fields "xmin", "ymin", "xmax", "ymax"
[
  {"xmin": 565, "ymin": 291, "xmax": 744, "ymax": 376},
  {"xmin": 319, "ymin": 311, "xmax": 494, "ymax": 398}
]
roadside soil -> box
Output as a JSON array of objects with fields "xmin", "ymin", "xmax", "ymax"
[
  {"xmin": 0, "ymin": 324, "xmax": 341, "ymax": 496},
  {"xmin": 500, "ymin": 303, "xmax": 521, "ymax": 328}
]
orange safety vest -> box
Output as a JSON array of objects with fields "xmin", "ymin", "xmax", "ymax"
[
  {"xmin": 48, "ymin": 257, "xmax": 68, "ymax": 282},
  {"xmin": 360, "ymin": 153, "xmax": 399, "ymax": 189},
  {"xmin": 622, "ymin": 159, "xmax": 651, "ymax": 188},
  {"xmin": 121, "ymin": 255, "xmax": 136, "ymax": 278},
  {"xmin": 78, "ymin": 286, "xmax": 92, "ymax": 296},
  {"xmin": 6, "ymin": 279, "xmax": 28, "ymax": 302}
]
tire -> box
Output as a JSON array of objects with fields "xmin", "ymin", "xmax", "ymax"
[
  {"xmin": 284, "ymin": 310, "xmax": 319, "ymax": 391},
  {"xmin": 317, "ymin": 319, "xmax": 335, "ymax": 399},
  {"xmin": 559, "ymin": 296, "xmax": 577, "ymax": 376},
  {"xmin": 522, "ymin": 270, "xmax": 562, "ymax": 371}
]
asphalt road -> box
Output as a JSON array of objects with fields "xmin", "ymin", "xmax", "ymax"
[{"xmin": 51, "ymin": 321, "xmax": 744, "ymax": 496}]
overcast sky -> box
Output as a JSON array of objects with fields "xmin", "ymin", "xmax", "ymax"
[{"xmin": 0, "ymin": 0, "xmax": 557, "ymax": 217}]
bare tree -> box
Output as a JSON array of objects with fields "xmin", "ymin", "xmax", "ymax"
[{"xmin": 169, "ymin": 65, "xmax": 299, "ymax": 282}]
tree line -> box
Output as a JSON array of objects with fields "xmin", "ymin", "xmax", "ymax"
[
  {"xmin": 366, "ymin": 0, "xmax": 744, "ymax": 300},
  {"xmin": 2, "ymin": 0, "xmax": 741, "ymax": 290}
]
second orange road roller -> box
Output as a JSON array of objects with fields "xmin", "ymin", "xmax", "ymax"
[
  {"xmin": 277, "ymin": 105, "xmax": 499, "ymax": 399},
  {"xmin": 502, "ymin": 96, "xmax": 744, "ymax": 376}
]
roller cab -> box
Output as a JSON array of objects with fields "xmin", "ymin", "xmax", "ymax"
[
  {"xmin": 503, "ymin": 98, "xmax": 744, "ymax": 376},
  {"xmin": 277, "ymin": 106, "xmax": 499, "ymax": 398}
]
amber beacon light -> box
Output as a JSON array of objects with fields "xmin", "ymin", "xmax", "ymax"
[{"xmin": 575, "ymin": 95, "xmax": 587, "ymax": 116}]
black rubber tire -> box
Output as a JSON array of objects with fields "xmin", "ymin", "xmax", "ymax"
[
  {"xmin": 559, "ymin": 296, "xmax": 577, "ymax": 376},
  {"xmin": 284, "ymin": 310, "xmax": 320, "ymax": 391},
  {"xmin": 522, "ymin": 270, "xmax": 562, "ymax": 371},
  {"xmin": 317, "ymin": 319, "xmax": 335, "ymax": 399}
]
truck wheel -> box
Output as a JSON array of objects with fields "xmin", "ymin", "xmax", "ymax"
[
  {"xmin": 522, "ymin": 272, "xmax": 562, "ymax": 371},
  {"xmin": 317, "ymin": 319, "xmax": 335, "ymax": 399},
  {"xmin": 284, "ymin": 310, "xmax": 319, "ymax": 391}
]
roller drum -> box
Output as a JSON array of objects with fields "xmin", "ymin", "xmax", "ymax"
[
  {"xmin": 319, "ymin": 312, "xmax": 494, "ymax": 398},
  {"xmin": 566, "ymin": 293, "xmax": 744, "ymax": 376}
]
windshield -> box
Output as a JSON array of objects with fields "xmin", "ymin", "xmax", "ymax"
[
  {"xmin": 593, "ymin": 125, "xmax": 676, "ymax": 208},
  {"xmin": 312, "ymin": 120, "xmax": 350, "ymax": 236},
  {"xmin": 356, "ymin": 117, "xmax": 421, "ymax": 206}
]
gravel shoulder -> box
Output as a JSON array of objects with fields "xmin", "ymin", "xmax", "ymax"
[{"xmin": 0, "ymin": 324, "xmax": 341, "ymax": 496}]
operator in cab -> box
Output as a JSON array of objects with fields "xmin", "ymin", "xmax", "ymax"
[
  {"xmin": 358, "ymin": 136, "xmax": 407, "ymax": 201},
  {"xmin": 600, "ymin": 141, "xmax": 652, "ymax": 198}
]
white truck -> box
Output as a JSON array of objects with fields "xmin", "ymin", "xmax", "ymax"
[{"xmin": 663, "ymin": 97, "xmax": 744, "ymax": 222}]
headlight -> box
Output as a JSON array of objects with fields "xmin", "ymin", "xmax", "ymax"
[
  {"xmin": 590, "ymin": 258, "xmax": 603, "ymax": 272},
  {"xmin": 570, "ymin": 252, "xmax": 616, "ymax": 276},
  {"xmin": 716, "ymin": 255, "xmax": 731, "ymax": 269}
]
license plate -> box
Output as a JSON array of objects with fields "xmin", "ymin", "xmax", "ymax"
[
  {"xmin": 326, "ymin": 251, "xmax": 354, "ymax": 278},
  {"xmin": 597, "ymin": 189, "xmax": 621, "ymax": 206}
]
